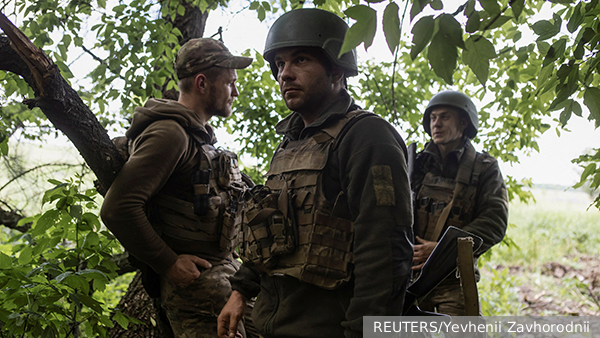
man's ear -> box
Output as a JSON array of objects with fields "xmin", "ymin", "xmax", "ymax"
[
  {"xmin": 331, "ymin": 65, "xmax": 345, "ymax": 86},
  {"xmin": 460, "ymin": 117, "xmax": 469, "ymax": 132},
  {"xmin": 194, "ymin": 73, "xmax": 207, "ymax": 93}
]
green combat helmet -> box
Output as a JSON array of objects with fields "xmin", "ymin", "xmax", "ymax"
[
  {"xmin": 263, "ymin": 8, "xmax": 358, "ymax": 78},
  {"xmin": 423, "ymin": 90, "xmax": 479, "ymax": 139}
]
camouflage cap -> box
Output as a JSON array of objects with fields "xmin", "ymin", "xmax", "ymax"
[{"xmin": 175, "ymin": 38, "xmax": 253, "ymax": 80}]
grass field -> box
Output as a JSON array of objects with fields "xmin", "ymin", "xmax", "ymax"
[{"xmin": 479, "ymin": 186, "xmax": 600, "ymax": 315}]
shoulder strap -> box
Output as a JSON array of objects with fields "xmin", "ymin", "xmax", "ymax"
[
  {"xmin": 330, "ymin": 110, "xmax": 377, "ymax": 150},
  {"xmin": 428, "ymin": 144, "xmax": 477, "ymax": 241}
]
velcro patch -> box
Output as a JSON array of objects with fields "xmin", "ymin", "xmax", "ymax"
[{"xmin": 371, "ymin": 165, "xmax": 395, "ymax": 206}]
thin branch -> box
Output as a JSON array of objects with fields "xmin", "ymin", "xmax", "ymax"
[
  {"xmin": 0, "ymin": 163, "xmax": 81, "ymax": 193},
  {"xmin": 451, "ymin": 1, "xmax": 469, "ymax": 16},
  {"xmin": 390, "ymin": 0, "xmax": 411, "ymax": 126},
  {"xmin": 366, "ymin": 73, "xmax": 390, "ymax": 113},
  {"xmin": 81, "ymin": 44, "xmax": 128, "ymax": 82}
]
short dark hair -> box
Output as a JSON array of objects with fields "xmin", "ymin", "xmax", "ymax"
[
  {"xmin": 178, "ymin": 66, "xmax": 227, "ymax": 93},
  {"xmin": 306, "ymin": 47, "xmax": 347, "ymax": 89}
]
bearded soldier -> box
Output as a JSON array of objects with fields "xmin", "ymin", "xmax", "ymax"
[
  {"xmin": 411, "ymin": 90, "xmax": 509, "ymax": 315},
  {"xmin": 217, "ymin": 8, "xmax": 414, "ymax": 338},
  {"xmin": 101, "ymin": 38, "xmax": 257, "ymax": 337}
]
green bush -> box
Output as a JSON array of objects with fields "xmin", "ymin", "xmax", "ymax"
[{"xmin": 0, "ymin": 177, "xmax": 140, "ymax": 337}]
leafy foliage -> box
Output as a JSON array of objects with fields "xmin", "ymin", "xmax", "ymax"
[{"xmin": 0, "ymin": 178, "xmax": 140, "ymax": 337}]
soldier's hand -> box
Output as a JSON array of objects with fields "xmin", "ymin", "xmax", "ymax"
[
  {"xmin": 166, "ymin": 254, "xmax": 212, "ymax": 286},
  {"xmin": 412, "ymin": 236, "xmax": 437, "ymax": 271},
  {"xmin": 218, "ymin": 291, "xmax": 246, "ymax": 338}
]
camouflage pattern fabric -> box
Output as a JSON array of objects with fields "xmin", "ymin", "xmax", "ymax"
[
  {"xmin": 160, "ymin": 260, "xmax": 258, "ymax": 338},
  {"xmin": 175, "ymin": 38, "xmax": 252, "ymax": 80}
]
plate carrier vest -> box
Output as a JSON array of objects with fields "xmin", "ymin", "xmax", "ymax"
[
  {"xmin": 239, "ymin": 110, "xmax": 372, "ymax": 289},
  {"xmin": 116, "ymin": 129, "xmax": 247, "ymax": 256},
  {"xmin": 414, "ymin": 143, "xmax": 494, "ymax": 242}
]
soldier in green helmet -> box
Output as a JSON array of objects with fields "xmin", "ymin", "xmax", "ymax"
[
  {"xmin": 410, "ymin": 90, "xmax": 509, "ymax": 315},
  {"xmin": 101, "ymin": 38, "xmax": 258, "ymax": 337},
  {"xmin": 217, "ymin": 8, "xmax": 414, "ymax": 338}
]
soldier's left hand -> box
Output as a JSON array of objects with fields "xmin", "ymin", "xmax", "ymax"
[{"xmin": 412, "ymin": 236, "xmax": 437, "ymax": 271}]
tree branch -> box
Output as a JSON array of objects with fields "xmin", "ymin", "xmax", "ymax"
[
  {"xmin": 0, "ymin": 11, "xmax": 125, "ymax": 194},
  {"xmin": 0, "ymin": 206, "xmax": 30, "ymax": 232}
]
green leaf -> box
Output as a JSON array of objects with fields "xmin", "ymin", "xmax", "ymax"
[
  {"xmin": 584, "ymin": 87, "xmax": 600, "ymax": 122},
  {"xmin": 466, "ymin": 11, "xmax": 480, "ymax": 33},
  {"xmin": 97, "ymin": 0, "xmax": 106, "ymax": 9},
  {"xmin": 113, "ymin": 311, "xmax": 129, "ymax": 329},
  {"xmin": 410, "ymin": 0, "xmax": 430, "ymax": 21},
  {"xmin": 430, "ymin": 0, "xmax": 443, "ymax": 10},
  {"xmin": 438, "ymin": 14, "xmax": 465, "ymax": 49},
  {"xmin": 18, "ymin": 247, "xmax": 33, "ymax": 265},
  {"xmin": 479, "ymin": 0, "xmax": 500, "ymax": 15},
  {"xmin": 463, "ymin": 35, "xmax": 496, "ymax": 85},
  {"xmin": 559, "ymin": 104, "xmax": 572, "ymax": 127},
  {"xmin": 428, "ymin": 32, "xmax": 457, "ymax": 84},
  {"xmin": 83, "ymin": 233, "xmax": 100, "ymax": 248},
  {"xmin": 410, "ymin": 15, "xmax": 434, "ymax": 60},
  {"xmin": 41, "ymin": 326, "xmax": 57, "ymax": 338},
  {"xmin": 510, "ymin": 0, "xmax": 524, "ymax": 19},
  {"xmin": 567, "ymin": 2, "xmax": 583, "ymax": 33},
  {"xmin": 340, "ymin": 6, "xmax": 377, "ymax": 56},
  {"xmin": 177, "ymin": 5, "xmax": 185, "ymax": 16},
  {"xmin": 56, "ymin": 271, "xmax": 74, "ymax": 283},
  {"xmin": 0, "ymin": 137, "xmax": 7, "ymax": 156},
  {"xmin": 249, "ymin": 1, "xmax": 259, "ymax": 10},
  {"xmin": 78, "ymin": 293, "xmax": 104, "ymax": 313},
  {"xmin": 0, "ymin": 252, "xmax": 12, "ymax": 269},
  {"xmin": 572, "ymin": 100, "xmax": 582, "ymax": 117},
  {"xmin": 69, "ymin": 205, "xmax": 82, "ymax": 221},
  {"xmin": 258, "ymin": 6, "xmax": 265, "ymax": 21},
  {"xmin": 543, "ymin": 38, "xmax": 567, "ymax": 67},
  {"xmin": 531, "ymin": 20, "xmax": 560, "ymax": 41},
  {"xmin": 32, "ymin": 209, "xmax": 60, "ymax": 236},
  {"xmin": 383, "ymin": 2, "xmax": 401, "ymax": 53},
  {"xmin": 82, "ymin": 212, "xmax": 101, "ymax": 231}
]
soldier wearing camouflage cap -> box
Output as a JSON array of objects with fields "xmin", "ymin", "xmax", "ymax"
[
  {"xmin": 410, "ymin": 90, "xmax": 509, "ymax": 315},
  {"xmin": 101, "ymin": 38, "xmax": 258, "ymax": 337}
]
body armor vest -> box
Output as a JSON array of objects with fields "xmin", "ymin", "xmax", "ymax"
[
  {"xmin": 150, "ymin": 135, "xmax": 247, "ymax": 254},
  {"xmin": 415, "ymin": 144, "xmax": 492, "ymax": 242},
  {"xmin": 240, "ymin": 110, "xmax": 371, "ymax": 289}
]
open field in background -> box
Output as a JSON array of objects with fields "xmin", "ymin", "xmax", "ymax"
[{"xmin": 480, "ymin": 187, "xmax": 600, "ymax": 316}]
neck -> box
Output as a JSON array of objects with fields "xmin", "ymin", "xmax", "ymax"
[
  {"xmin": 437, "ymin": 137, "xmax": 464, "ymax": 159},
  {"xmin": 299, "ymin": 88, "xmax": 343, "ymax": 127},
  {"xmin": 178, "ymin": 92, "xmax": 210, "ymax": 125}
]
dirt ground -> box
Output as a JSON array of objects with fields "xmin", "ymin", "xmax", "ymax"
[{"xmin": 497, "ymin": 255, "xmax": 600, "ymax": 316}]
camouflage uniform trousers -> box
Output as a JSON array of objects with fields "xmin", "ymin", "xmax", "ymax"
[
  {"xmin": 160, "ymin": 259, "xmax": 258, "ymax": 338},
  {"xmin": 417, "ymin": 276, "xmax": 471, "ymax": 316}
]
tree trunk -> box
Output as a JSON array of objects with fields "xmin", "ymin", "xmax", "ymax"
[
  {"xmin": 0, "ymin": 3, "xmax": 210, "ymax": 336},
  {"xmin": 106, "ymin": 272, "xmax": 174, "ymax": 338}
]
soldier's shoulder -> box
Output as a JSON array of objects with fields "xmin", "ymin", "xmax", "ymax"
[{"xmin": 477, "ymin": 150, "xmax": 497, "ymax": 164}]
